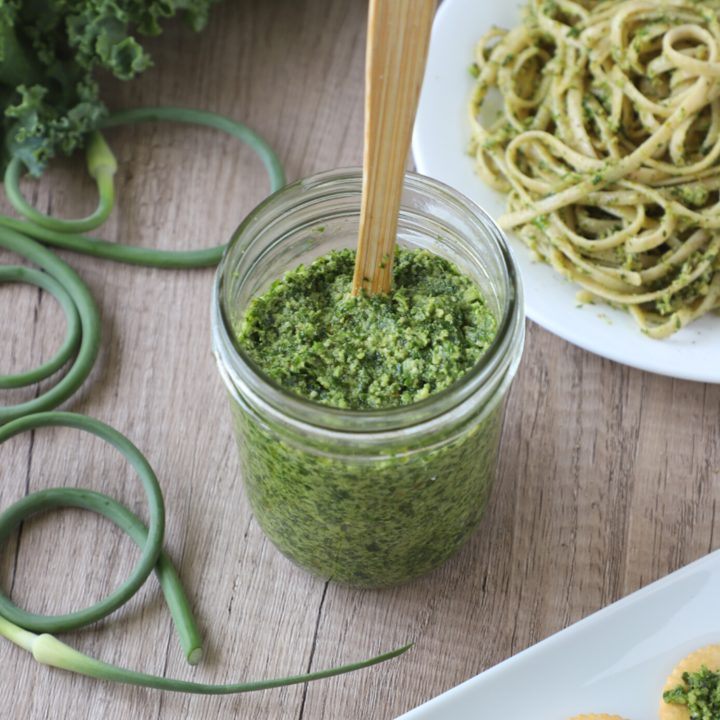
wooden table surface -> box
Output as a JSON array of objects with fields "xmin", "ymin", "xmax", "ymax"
[{"xmin": 1, "ymin": 1, "xmax": 719, "ymax": 718}]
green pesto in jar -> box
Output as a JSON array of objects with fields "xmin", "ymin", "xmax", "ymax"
[
  {"xmin": 237, "ymin": 247, "xmax": 497, "ymax": 409},
  {"xmin": 228, "ymin": 246, "xmax": 506, "ymax": 587},
  {"xmin": 664, "ymin": 665, "xmax": 720, "ymax": 720},
  {"xmin": 227, "ymin": 391, "xmax": 504, "ymax": 587}
]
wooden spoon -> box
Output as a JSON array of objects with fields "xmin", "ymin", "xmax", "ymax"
[{"xmin": 351, "ymin": 0, "xmax": 437, "ymax": 297}]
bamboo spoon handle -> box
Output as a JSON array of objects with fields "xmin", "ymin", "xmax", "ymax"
[{"xmin": 352, "ymin": 0, "xmax": 436, "ymax": 297}]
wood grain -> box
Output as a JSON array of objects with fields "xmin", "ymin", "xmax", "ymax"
[{"xmin": 1, "ymin": 1, "xmax": 719, "ymax": 719}]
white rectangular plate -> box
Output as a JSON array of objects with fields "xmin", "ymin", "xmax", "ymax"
[{"xmin": 395, "ymin": 549, "xmax": 720, "ymax": 719}]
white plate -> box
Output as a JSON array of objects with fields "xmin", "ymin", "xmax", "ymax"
[
  {"xmin": 412, "ymin": 0, "xmax": 720, "ymax": 383},
  {"xmin": 396, "ymin": 548, "xmax": 720, "ymax": 719}
]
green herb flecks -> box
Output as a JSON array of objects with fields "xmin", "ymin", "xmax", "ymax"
[
  {"xmin": 664, "ymin": 665, "xmax": 720, "ymax": 720},
  {"xmin": 237, "ymin": 247, "xmax": 498, "ymax": 409}
]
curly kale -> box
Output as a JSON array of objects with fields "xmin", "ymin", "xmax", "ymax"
[{"xmin": 0, "ymin": 0, "xmax": 220, "ymax": 176}]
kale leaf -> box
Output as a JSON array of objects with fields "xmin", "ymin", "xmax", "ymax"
[{"xmin": 0, "ymin": 0, "xmax": 220, "ymax": 176}]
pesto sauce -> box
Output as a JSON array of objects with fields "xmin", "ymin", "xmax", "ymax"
[
  {"xmin": 228, "ymin": 247, "xmax": 505, "ymax": 587},
  {"xmin": 664, "ymin": 665, "xmax": 720, "ymax": 720},
  {"xmin": 227, "ymin": 392, "xmax": 503, "ymax": 587},
  {"xmin": 237, "ymin": 247, "xmax": 497, "ymax": 409}
]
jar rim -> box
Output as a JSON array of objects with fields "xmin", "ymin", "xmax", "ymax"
[{"xmin": 212, "ymin": 167, "xmax": 524, "ymax": 433}]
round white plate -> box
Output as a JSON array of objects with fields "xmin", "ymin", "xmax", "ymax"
[{"xmin": 412, "ymin": 0, "xmax": 720, "ymax": 383}]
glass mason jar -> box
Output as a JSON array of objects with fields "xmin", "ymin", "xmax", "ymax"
[{"xmin": 211, "ymin": 168, "xmax": 524, "ymax": 588}]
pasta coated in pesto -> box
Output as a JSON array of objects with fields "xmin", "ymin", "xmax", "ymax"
[{"xmin": 468, "ymin": 0, "xmax": 720, "ymax": 338}]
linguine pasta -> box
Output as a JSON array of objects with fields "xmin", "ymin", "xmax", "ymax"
[{"xmin": 468, "ymin": 0, "xmax": 720, "ymax": 338}]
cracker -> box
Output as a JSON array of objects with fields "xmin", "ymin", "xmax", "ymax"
[{"xmin": 659, "ymin": 644, "xmax": 720, "ymax": 720}]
